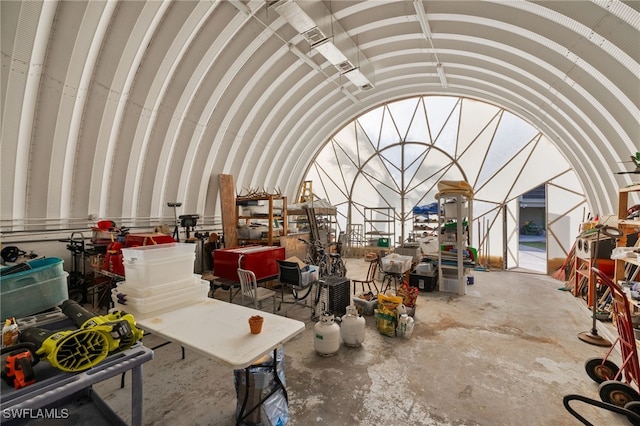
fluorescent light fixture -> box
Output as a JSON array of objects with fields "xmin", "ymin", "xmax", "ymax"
[
  {"xmin": 314, "ymin": 40, "xmax": 353, "ymax": 71},
  {"xmin": 436, "ymin": 63, "xmax": 448, "ymax": 88},
  {"xmin": 414, "ymin": 0, "xmax": 432, "ymax": 39},
  {"xmin": 273, "ymin": 0, "xmax": 316, "ymax": 33},
  {"xmin": 344, "ymin": 68, "xmax": 372, "ymax": 89}
]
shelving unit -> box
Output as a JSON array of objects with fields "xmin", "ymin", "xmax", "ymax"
[
  {"xmin": 288, "ymin": 206, "xmax": 337, "ymax": 244},
  {"xmin": 437, "ymin": 193, "xmax": 473, "ymax": 295},
  {"xmin": 364, "ymin": 207, "xmax": 396, "ymax": 248},
  {"xmin": 409, "ymin": 212, "xmax": 438, "ymax": 241},
  {"xmin": 344, "ymin": 223, "xmax": 364, "ymax": 257},
  {"xmin": 236, "ymin": 194, "xmax": 287, "ymax": 246},
  {"xmin": 614, "ymin": 184, "xmax": 640, "ymax": 284}
]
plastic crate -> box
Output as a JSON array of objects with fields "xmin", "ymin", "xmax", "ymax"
[
  {"xmin": 111, "ymin": 279, "xmax": 208, "ymax": 319},
  {"xmin": 409, "ymin": 271, "xmax": 437, "ymax": 292},
  {"xmin": 441, "ymin": 276, "xmax": 460, "ymax": 293},
  {"xmin": 112, "ymin": 278, "xmax": 206, "ymax": 307},
  {"xmin": 381, "ymin": 254, "xmax": 412, "ymax": 274},
  {"xmin": 115, "ymin": 274, "xmax": 203, "ymax": 298},
  {"xmin": 353, "ymin": 296, "xmax": 378, "ymax": 316},
  {"xmin": 1, "ymin": 257, "xmax": 65, "ymax": 292},
  {"xmin": 377, "ymin": 238, "xmax": 390, "ymax": 247},
  {"xmin": 1, "ymin": 272, "xmax": 69, "ymax": 321},
  {"xmin": 121, "ymin": 242, "xmax": 195, "ymax": 262},
  {"xmin": 123, "ymin": 253, "xmax": 195, "ymax": 287}
]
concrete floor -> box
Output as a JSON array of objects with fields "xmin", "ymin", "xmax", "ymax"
[{"xmin": 94, "ymin": 258, "xmax": 625, "ymax": 426}]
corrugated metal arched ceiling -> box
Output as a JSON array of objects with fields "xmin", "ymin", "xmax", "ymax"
[{"xmin": 1, "ymin": 0, "xmax": 638, "ymax": 229}]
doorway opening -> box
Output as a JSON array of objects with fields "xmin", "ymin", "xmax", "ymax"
[{"xmin": 518, "ymin": 185, "xmax": 547, "ymax": 273}]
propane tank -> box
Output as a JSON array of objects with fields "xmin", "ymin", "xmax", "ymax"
[
  {"xmin": 314, "ymin": 312, "xmax": 340, "ymax": 356},
  {"xmin": 340, "ymin": 305, "xmax": 365, "ymax": 347}
]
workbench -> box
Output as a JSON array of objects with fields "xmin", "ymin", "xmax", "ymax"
[
  {"xmin": 136, "ymin": 298, "xmax": 305, "ymax": 424},
  {"xmin": 0, "ymin": 343, "xmax": 153, "ymax": 425}
]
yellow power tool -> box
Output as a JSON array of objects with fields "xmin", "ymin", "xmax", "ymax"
[{"xmin": 19, "ymin": 300, "xmax": 143, "ymax": 372}]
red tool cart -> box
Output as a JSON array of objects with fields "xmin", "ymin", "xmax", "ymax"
[{"xmin": 214, "ymin": 246, "xmax": 285, "ymax": 282}]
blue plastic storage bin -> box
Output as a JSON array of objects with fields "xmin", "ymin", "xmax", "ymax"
[
  {"xmin": 1, "ymin": 257, "xmax": 65, "ymax": 292},
  {"xmin": 1, "ymin": 272, "xmax": 69, "ymax": 321}
]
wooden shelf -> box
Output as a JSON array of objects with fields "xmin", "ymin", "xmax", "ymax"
[
  {"xmin": 614, "ymin": 184, "xmax": 640, "ymax": 284},
  {"xmin": 236, "ymin": 194, "xmax": 287, "ymax": 246},
  {"xmin": 619, "ymin": 184, "xmax": 640, "ymax": 193}
]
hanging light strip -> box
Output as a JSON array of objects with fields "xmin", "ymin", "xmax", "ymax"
[{"xmin": 436, "ymin": 63, "xmax": 448, "ymax": 88}]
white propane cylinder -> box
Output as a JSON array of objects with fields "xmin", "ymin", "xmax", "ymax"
[
  {"xmin": 341, "ymin": 305, "xmax": 365, "ymax": 347},
  {"xmin": 314, "ymin": 312, "xmax": 341, "ymax": 356}
]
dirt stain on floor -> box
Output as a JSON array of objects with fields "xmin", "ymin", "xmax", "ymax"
[{"xmin": 414, "ymin": 313, "xmax": 557, "ymax": 345}]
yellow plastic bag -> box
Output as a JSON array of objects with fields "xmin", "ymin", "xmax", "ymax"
[{"xmin": 376, "ymin": 293, "xmax": 403, "ymax": 337}]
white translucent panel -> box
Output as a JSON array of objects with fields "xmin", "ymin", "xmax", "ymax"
[
  {"xmin": 432, "ymin": 102, "xmax": 460, "ymax": 158},
  {"xmin": 547, "ymin": 183, "xmax": 587, "ymax": 266},
  {"xmin": 353, "ymin": 120, "xmax": 377, "ymax": 166},
  {"xmin": 332, "ymin": 124, "xmax": 360, "ymax": 161},
  {"xmin": 476, "ymin": 111, "xmax": 539, "ymax": 187},
  {"xmin": 379, "ymin": 147, "xmax": 402, "ymax": 190},
  {"xmin": 474, "ymin": 205, "xmax": 503, "ymax": 265},
  {"xmin": 378, "ymin": 107, "xmax": 401, "ymax": 150},
  {"xmin": 509, "ymin": 137, "xmax": 572, "ymax": 195},
  {"xmin": 387, "ymin": 98, "xmax": 420, "ymax": 141},
  {"xmin": 403, "ymin": 143, "xmax": 430, "ymax": 185},
  {"xmin": 314, "ymin": 162, "xmax": 346, "ymax": 201},
  {"xmin": 351, "ymin": 178, "xmax": 376, "ymax": 210},
  {"xmin": 358, "ymin": 107, "xmax": 384, "ymax": 149},
  {"xmin": 305, "ymin": 95, "xmax": 587, "ymax": 251},
  {"xmin": 315, "ymin": 141, "xmax": 338, "ymax": 165},
  {"xmin": 474, "ymin": 144, "xmax": 533, "ymax": 203},
  {"xmin": 505, "ymin": 198, "xmax": 519, "ymax": 269},
  {"xmin": 424, "ymin": 97, "xmax": 459, "ymax": 143},
  {"xmin": 332, "ymin": 142, "xmax": 359, "ymax": 193},
  {"xmin": 335, "ymin": 203, "xmax": 348, "ymax": 234},
  {"xmin": 457, "ymin": 98, "xmax": 500, "ymax": 156},
  {"xmin": 362, "ymin": 154, "xmax": 395, "ymax": 190},
  {"xmin": 458, "ymin": 117, "xmax": 500, "ymax": 186},
  {"xmin": 407, "ymin": 154, "xmax": 452, "ymax": 200},
  {"xmin": 473, "ymin": 200, "xmax": 501, "ymax": 220},
  {"xmin": 547, "ymin": 166, "xmax": 583, "ymax": 194},
  {"xmin": 405, "ymin": 99, "xmax": 429, "ymax": 143}
]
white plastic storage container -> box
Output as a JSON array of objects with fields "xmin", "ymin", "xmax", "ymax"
[
  {"xmin": 443, "ymin": 202, "xmax": 468, "ymax": 218},
  {"xmin": 112, "ymin": 278, "xmax": 205, "ymax": 307},
  {"xmin": 441, "ymin": 275, "xmax": 460, "ymax": 293},
  {"xmin": 301, "ymin": 265, "xmax": 319, "ymax": 285},
  {"xmin": 111, "ymin": 279, "xmax": 209, "ymax": 319},
  {"xmin": 123, "ymin": 253, "xmax": 195, "ymax": 287},
  {"xmin": 415, "ymin": 262, "xmax": 434, "ymax": 274},
  {"xmin": 121, "ymin": 242, "xmax": 195, "ymax": 262},
  {"xmin": 115, "ymin": 274, "xmax": 202, "ymax": 298},
  {"xmin": 381, "ymin": 254, "xmax": 413, "ymax": 274}
]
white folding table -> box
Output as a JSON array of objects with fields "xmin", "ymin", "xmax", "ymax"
[{"xmin": 136, "ymin": 298, "xmax": 305, "ymax": 424}]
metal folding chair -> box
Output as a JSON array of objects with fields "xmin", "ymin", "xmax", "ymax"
[{"xmin": 237, "ymin": 267, "xmax": 277, "ymax": 313}]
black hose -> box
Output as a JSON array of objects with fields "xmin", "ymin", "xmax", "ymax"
[{"xmin": 563, "ymin": 394, "xmax": 640, "ymax": 426}]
